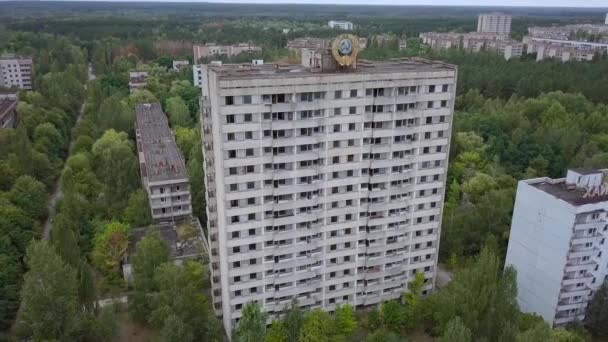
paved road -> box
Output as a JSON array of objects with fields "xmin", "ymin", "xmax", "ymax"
[{"xmin": 42, "ymin": 64, "xmax": 95, "ymax": 240}]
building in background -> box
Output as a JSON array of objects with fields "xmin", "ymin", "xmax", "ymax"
[
  {"xmin": 399, "ymin": 38, "xmax": 408, "ymax": 51},
  {"xmin": 172, "ymin": 60, "xmax": 190, "ymax": 71},
  {"xmin": 128, "ymin": 71, "xmax": 149, "ymax": 93},
  {"xmin": 605, "ymin": 13, "xmax": 608, "ymax": 25},
  {"xmin": 135, "ymin": 103, "xmax": 192, "ymax": 223},
  {"xmin": 477, "ymin": 13, "xmax": 512, "ymax": 35},
  {"xmin": 328, "ymin": 20, "xmax": 354, "ymax": 30},
  {"xmin": 0, "ymin": 93, "xmax": 18, "ymax": 128},
  {"xmin": 0, "ymin": 54, "xmax": 33, "ymax": 90},
  {"xmin": 526, "ymin": 37, "xmax": 608, "ymax": 62},
  {"xmin": 505, "ymin": 169, "xmax": 608, "ymax": 327},
  {"xmin": 193, "ymin": 43, "xmax": 262, "ymax": 63},
  {"xmin": 286, "ymin": 37, "xmax": 331, "ymax": 52},
  {"xmin": 199, "ymin": 40, "xmax": 457, "ymax": 333},
  {"xmin": 419, "ymin": 32, "xmax": 522, "ymax": 60}
]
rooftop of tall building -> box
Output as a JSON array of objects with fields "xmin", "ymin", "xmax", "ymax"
[
  {"xmin": 527, "ymin": 169, "xmax": 608, "ymax": 206},
  {"xmin": 135, "ymin": 103, "xmax": 188, "ymax": 183},
  {"xmin": 205, "ymin": 57, "xmax": 456, "ymax": 80}
]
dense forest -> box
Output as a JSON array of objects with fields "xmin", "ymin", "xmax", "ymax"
[{"xmin": 1, "ymin": 3, "xmax": 608, "ymax": 341}]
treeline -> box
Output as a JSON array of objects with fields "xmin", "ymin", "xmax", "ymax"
[
  {"xmin": 232, "ymin": 241, "xmax": 587, "ymax": 342},
  {"xmin": 441, "ymin": 91, "xmax": 608, "ymax": 262},
  {"xmin": 0, "ymin": 32, "xmax": 87, "ymax": 334},
  {"xmin": 12, "ymin": 51, "xmax": 212, "ymax": 340}
]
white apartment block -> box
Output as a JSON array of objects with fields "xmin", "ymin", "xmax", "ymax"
[
  {"xmin": 477, "ymin": 13, "xmax": 512, "ymax": 35},
  {"xmin": 0, "ymin": 54, "xmax": 33, "ymax": 90},
  {"xmin": 505, "ymin": 169, "xmax": 608, "ymax": 327},
  {"xmin": 135, "ymin": 103, "xmax": 193, "ymax": 223},
  {"xmin": 199, "ymin": 56, "xmax": 457, "ymax": 334},
  {"xmin": 193, "ymin": 43, "xmax": 262, "ymax": 63},
  {"xmin": 328, "ymin": 20, "xmax": 354, "ymax": 31},
  {"xmin": 193, "ymin": 64, "xmax": 204, "ymax": 88}
]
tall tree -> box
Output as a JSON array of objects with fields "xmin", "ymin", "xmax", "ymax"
[
  {"xmin": 440, "ymin": 317, "xmax": 472, "ymax": 342},
  {"xmin": 91, "ymin": 221, "xmax": 131, "ymax": 276},
  {"xmin": 129, "ymin": 232, "xmax": 169, "ymax": 321},
  {"xmin": 91, "ymin": 129, "xmax": 138, "ymax": 217},
  {"xmin": 8, "ymin": 175, "xmax": 48, "ymax": 221},
  {"xmin": 235, "ymin": 302, "xmax": 268, "ymax": 342},
  {"xmin": 166, "ymin": 96, "xmax": 193, "ymax": 128},
  {"xmin": 123, "ymin": 189, "xmax": 152, "ymax": 227},
  {"xmin": 585, "ymin": 281, "xmax": 608, "ymax": 337},
  {"xmin": 16, "ymin": 240, "xmax": 79, "ymax": 341},
  {"xmin": 299, "ymin": 309, "xmax": 332, "ymax": 342}
]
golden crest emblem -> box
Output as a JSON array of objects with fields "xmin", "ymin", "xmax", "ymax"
[{"xmin": 331, "ymin": 34, "xmax": 360, "ymax": 67}]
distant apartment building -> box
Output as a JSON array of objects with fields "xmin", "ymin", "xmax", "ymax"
[
  {"xmin": 286, "ymin": 38, "xmax": 331, "ymax": 52},
  {"xmin": 328, "ymin": 20, "xmax": 354, "ymax": 30},
  {"xmin": 0, "ymin": 54, "xmax": 33, "ymax": 90},
  {"xmin": 527, "ymin": 24, "xmax": 608, "ymax": 41},
  {"xmin": 477, "ymin": 13, "xmax": 512, "ymax": 35},
  {"xmin": 505, "ymin": 169, "xmax": 608, "ymax": 327},
  {"xmin": 193, "ymin": 43, "xmax": 262, "ymax": 63},
  {"xmin": 172, "ymin": 60, "xmax": 190, "ymax": 71},
  {"xmin": 0, "ymin": 93, "xmax": 18, "ymax": 128},
  {"xmin": 420, "ymin": 32, "xmax": 522, "ymax": 60},
  {"xmin": 526, "ymin": 37, "xmax": 607, "ymax": 62},
  {"xmin": 135, "ymin": 103, "xmax": 192, "ymax": 223},
  {"xmin": 419, "ymin": 32, "xmax": 462, "ymax": 50},
  {"xmin": 605, "ymin": 13, "xmax": 608, "ymax": 25},
  {"xmin": 128, "ymin": 71, "xmax": 149, "ymax": 94},
  {"xmin": 399, "ymin": 39, "xmax": 408, "ymax": 51},
  {"xmin": 199, "ymin": 47, "xmax": 457, "ymax": 333}
]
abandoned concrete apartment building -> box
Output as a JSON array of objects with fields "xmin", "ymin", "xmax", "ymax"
[
  {"xmin": 135, "ymin": 103, "xmax": 192, "ymax": 222},
  {"xmin": 198, "ymin": 35, "xmax": 458, "ymax": 333}
]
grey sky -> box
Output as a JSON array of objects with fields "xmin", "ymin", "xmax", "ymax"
[{"xmin": 70, "ymin": 0, "xmax": 608, "ymax": 8}]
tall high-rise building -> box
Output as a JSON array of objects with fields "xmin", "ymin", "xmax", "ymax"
[
  {"xmin": 505, "ymin": 169, "xmax": 608, "ymax": 327},
  {"xmin": 477, "ymin": 13, "xmax": 512, "ymax": 35},
  {"xmin": 0, "ymin": 54, "xmax": 33, "ymax": 90},
  {"xmin": 199, "ymin": 46, "xmax": 457, "ymax": 333}
]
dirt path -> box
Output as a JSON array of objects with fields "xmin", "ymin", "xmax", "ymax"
[{"xmin": 41, "ymin": 64, "xmax": 94, "ymax": 240}]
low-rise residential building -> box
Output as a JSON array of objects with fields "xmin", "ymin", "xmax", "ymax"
[
  {"xmin": 477, "ymin": 13, "xmax": 512, "ymax": 35},
  {"xmin": 328, "ymin": 20, "xmax": 354, "ymax": 30},
  {"xmin": 135, "ymin": 103, "xmax": 192, "ymax": 223},
  {"xmin": 0, "ymin": 93, "xmax": 18, "ymax": 128},
  {"xmin": 128, "ymin": 71, "xmax": 149, "ymax": 93},
  {"xmin": 399, "ymin": 39, "xmax": 408, "ymax": 51},
  {"xmin": 172, "ymin": 60, "xmax": 190, "ymax": 71},
  {"xmin": 526, "ymin": 37, "xmax": 607, "ymax": 62},
  {"xmin": 193, "ymin": 43, "xmax": 262, "ymax": 63},
  {"xmin": 505, "ymin": 169, "xmax": 608, "ymax": 327},
  {"xmin": 122, "ymin": 217, "xmax": 209, "ymax": 281},
  {"xmin": 0, "ymin": 54, "xmax": 33, "ymax": 90},
  {"xmin": 420, "ymin": 32, "xmax": 522, "ymax": 60}
]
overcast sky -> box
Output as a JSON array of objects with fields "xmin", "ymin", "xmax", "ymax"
[{"xmin": 64, "ymin": 0, "xmax": 608, "ymax": 8}]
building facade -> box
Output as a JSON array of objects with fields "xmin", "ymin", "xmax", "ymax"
[
  {"xmin": 477, "ymin": 13, "xmax": 512, "ymax": 35},
  {"xmin": 328, "ymin": 20, "xmax": 354, "ymax": 30},
  {"xmin": 193, "ymin": 43, "xmax": 262, "ymax": 63},
  {"xmin": 505, "ymin": 169, "xmax": 608, "ymax": 327},
  {"xmin": 199, "ymin": 55, "xmax": 457, "ymax": 333},
  {"xmin": 0, "ymin": 54, "xmax": 33, "ymax": 90},
  {"xmin": 135, "ymin": 103, "xmax": 193, "ymax": 222},
  {"xmin": 420, "ymin": 32, "xmax": 522, "ymax": 60},
  {"xmin": 0, "ymin": 93, "xmax": 18, "ymax": 128},
  {"xmin": 129, "ymin": 71, "xmax": 149, "ymax": 94}
]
